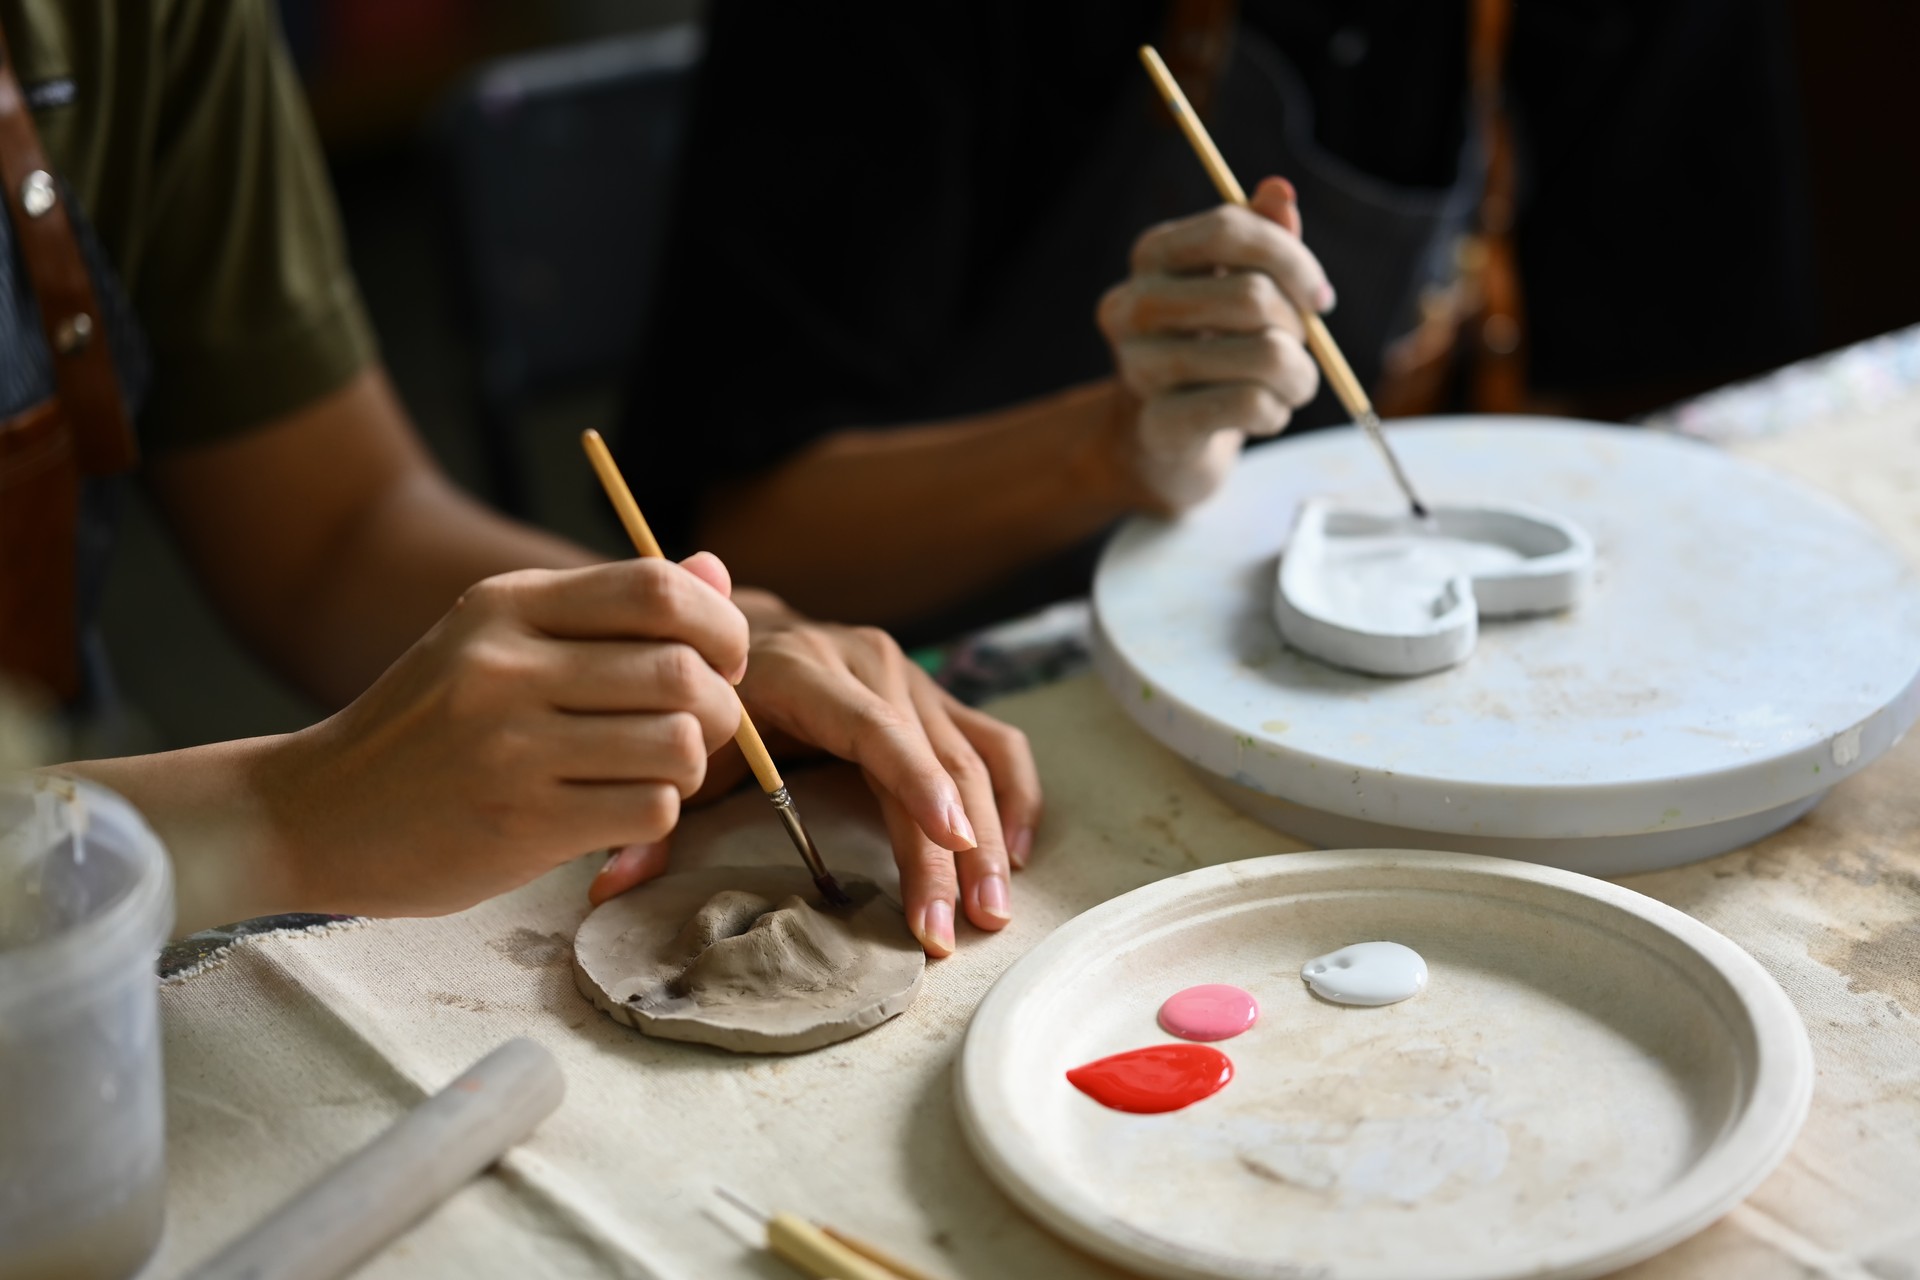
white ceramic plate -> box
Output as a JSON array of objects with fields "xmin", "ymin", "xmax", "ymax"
[{"xmin": 957, "ymin": 851, "xmax": 1811, "ymax": 1280}]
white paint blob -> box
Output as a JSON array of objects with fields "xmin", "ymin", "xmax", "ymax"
[{"xmin": 1302, "ymin": 941, "xmax": 1428, "ymax": 1006}]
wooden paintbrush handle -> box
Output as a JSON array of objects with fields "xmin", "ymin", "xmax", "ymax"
[
  {"xmin": 582, "ymin": 429, "xmax": 786, "ymax": 795},
  {"xmin": 767, "ymin": 1212, "xmax": 903, "ymax": 1280},
  {"xmin": 1301, "ymin": 311, "xmax": 1375, "ymax": 421},
  {"xmin": 732, "ymin": 706, "xmax": 785, "ymax": 793},
  {"xmin": 821, "ymin": 1225, "xmax": 949, "ymax": 1280},
  {"xmin": 1140, "ymin": 46, "xmax": 1377, "ymax": 425}
]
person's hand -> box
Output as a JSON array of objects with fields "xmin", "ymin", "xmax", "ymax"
[
  {"xmin": 591, "ymin": 592, "xmax": 1043, "ymax": 959},
  {"xmin": 256, "ymin": 554, "xmax": 750, "ymax": 917},
  {"xmin": 1096, "ymin": 176, "xmax": 1330, "ymax": 513}
]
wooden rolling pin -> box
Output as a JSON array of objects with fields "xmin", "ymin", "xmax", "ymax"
[{"xmin": 186, "ymin": 1038, "xmax": 566, "ymax": 1280}]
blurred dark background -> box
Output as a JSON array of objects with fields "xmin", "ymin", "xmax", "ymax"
[{"xmin": 100, "ymin": 0, "xmax": 1920, "ymax": 751}]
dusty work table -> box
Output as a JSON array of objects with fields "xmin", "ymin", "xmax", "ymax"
[{"xmin": 148, "ymin": 334, "xmax": 1920, "ymax": 1280}]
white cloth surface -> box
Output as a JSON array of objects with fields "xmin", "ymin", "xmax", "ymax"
[{"xmin": 149, "ymin": 395, "xmax": 1920, "ymax": 1280}]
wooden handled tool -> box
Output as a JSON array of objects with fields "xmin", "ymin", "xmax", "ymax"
[
  {"xmin": 1138, "ymin": 44, "xmax": 1432, "ymax": 520},
  {"xmin": 580, "ymin": 429, "xmax": 851, "ymax": 907},
  {"xmin": 185, "ymin": 1038, "xmax": 566, "ymax": 1280},
  {"xmin": 716, "ymin": 1188, "xmax": 947, "ymax": 1280}
]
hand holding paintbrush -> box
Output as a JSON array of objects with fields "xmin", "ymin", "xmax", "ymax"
[
  {"xmin": 1136, "ymin": 44, "xmax": 1433, "ymax": 518},
  {"xmin": 579, "ymin": 431, "xmax": 1038, "ymax": 953}
]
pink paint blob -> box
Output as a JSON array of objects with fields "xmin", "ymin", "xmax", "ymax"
[{"xmin": 1157, "ymin": 984, "xmax": 1259, "ymax": 1042}]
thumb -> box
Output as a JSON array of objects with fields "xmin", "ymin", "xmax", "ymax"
[
  {"xmin": 678, "ymin": 550, "xmax": 733, "ymax": 599},
  {"xmin": 1251, "ymin": 175, "xmax": 1303, "ymax": 237},
  {"xmin": 588, "ymin": 840, "xmax": 672, "ymax": 906}
]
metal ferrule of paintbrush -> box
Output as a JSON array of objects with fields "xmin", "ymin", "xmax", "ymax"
[{"xmin": 767, "ymin": 786, "xmax": 852, "ymax": 907}]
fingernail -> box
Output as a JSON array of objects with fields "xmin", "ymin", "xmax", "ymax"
[
  {"xmin": 1316, "ymin": 283, "xmax": 1337, "ymax": 313},
  {"xmin": 921, "ymin": 899, "xmax": 956, "ymax": 955},
  {"xmin": 977, "ymin": 873, "xmax": 1010, "ymax": 921},
  {"xmin": 946, "ymin": 801, "xmax": 977, "ymax": 849},
  {"xmin": 1274, "ymin": 176, "xmax": 1297, "ymax": 204},
  {"xmin": 1008, "ymin": 826, "xmax": 1033, "ymax": 868}
]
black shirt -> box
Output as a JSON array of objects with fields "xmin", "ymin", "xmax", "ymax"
[{"xmin": 621, "ymin": 0, "xmax": 1810, "ymax": 599}]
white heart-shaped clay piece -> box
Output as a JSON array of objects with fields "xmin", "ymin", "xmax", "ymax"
[{"xmin": 1274, "ymin": 499, "xmax": 1594, "ymax": 677}]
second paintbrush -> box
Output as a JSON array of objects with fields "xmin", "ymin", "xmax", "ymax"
[
  {"xmin": 580, "ymin": 429, "xmax": 852, "ymax": 909},
  {"xmin": 1138, "ymin": 44, "xmax": 1432, "ymax": 520}
]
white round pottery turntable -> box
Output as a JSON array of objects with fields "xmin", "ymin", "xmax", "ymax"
[
  {"xmin": 956, "ymin": 850, "xmax": 1813, "ymax": 1280},
  {"xmin": 1092, "ymin": 416, "xmax": 1920, "ymax": 874}
]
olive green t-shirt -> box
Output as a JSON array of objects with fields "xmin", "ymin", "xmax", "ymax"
[{"xmin": 0, "ymin": 0, "xmax": 376, "ymax": 450}]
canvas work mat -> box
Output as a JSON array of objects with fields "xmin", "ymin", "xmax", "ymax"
[{"xmin": 150, "ymin": 395, "xmax": 1920, "ymax": 1280}]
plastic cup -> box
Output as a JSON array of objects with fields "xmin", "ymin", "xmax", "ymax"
[{"xmin": 0, "ymin": 775, "xmax": 173, "ymax": 1280}]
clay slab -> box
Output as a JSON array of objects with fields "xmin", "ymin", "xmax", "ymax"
[
  {"xmin": 1093, "ymin": 416, "xmax": 1920, "ymax": 872},
  {"xmin": 573, "ymin": 867, "xmax": 923, "ymax": 1054},
  {"xmin": 958, "ymin": 850, "xmax": 1813, "ymax": 1280},
  {"xmin": 1274, "ymin": 499, "xmax": 1594, "ymax": 676}
]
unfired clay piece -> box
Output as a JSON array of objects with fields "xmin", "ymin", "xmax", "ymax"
[
  {"xmin": 1274, "ymin": 499, "xmax": 1593, "ymax": 677},
  {"xmin": 572, "ymin": 866, "xmax": 924, "ymax": 1054}
]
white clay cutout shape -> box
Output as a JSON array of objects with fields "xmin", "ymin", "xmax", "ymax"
[
  {"xmin": 1302, "ymin": 941, "xmax": 1429, "ymax": 1006},
  {"xmin": 1273, "ymin": 499, "xmax": 1594, "ymax": 677}
]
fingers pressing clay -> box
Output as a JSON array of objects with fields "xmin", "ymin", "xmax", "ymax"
[
  {"xmin": 588, "ymin": 840, "xmax": 671, "ymax": 906},
  {"xmin": 943, "ymin": 699, "xmax": 1042, "ymax": 869},
  {"xmin": 574, "ymin": 867, "xmax": 924, "ymax": 1054},
  {"xmin": 874, "ymin": 787, "xmax": 959, "ymax": 957}
]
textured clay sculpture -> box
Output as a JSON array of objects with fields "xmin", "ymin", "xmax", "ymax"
[{"xmin": 573, "ymin": 866, "xmax": 924, "ymax": 1054}]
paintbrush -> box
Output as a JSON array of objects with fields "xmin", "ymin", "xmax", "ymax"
[
  {"xmin": 1138, "ymin": 44, "xmax": 1433, "ymax": 520},
  {"xmin": 580, "ymin": 429, "xmax": 852, "ymax": 908},
  {"xmin": 715, "ymin": 1187, "xmax": 947, "ymax": 1280}
]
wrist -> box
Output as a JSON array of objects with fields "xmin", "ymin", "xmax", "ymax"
[
  {"xmin": 48, "ymin": 734, "xmax": 305, "ymax": 936},
  {"xmin": 1063, "ymin": 378, "xmax": 1155, "ymax": 513}
]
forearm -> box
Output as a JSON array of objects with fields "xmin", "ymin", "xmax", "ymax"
[
  {"xmin": 696, "ymin": 379, "xmax": 1144, "ymax": 623},
  {"xmin": 287, "ymin": 471, "xmax": 593, "ymax": 706},
  {"xmin": 48, "ymin": 739, "xmax": 298, "ymax": 937}
]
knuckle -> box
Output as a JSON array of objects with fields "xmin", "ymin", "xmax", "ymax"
[
  {"xmin": 634, "ymin": 786, "xmax": 681, "ymax": 841},
  {"xmin": 665, "ymin": 711, "xmax": 707, "ymax": 762},
  {"xmin": 454, "ymin": 572, "xmax": 519, "ymax": 618},
  {"xmin": 1259, "ymin": 328, "xmax": 1293, "ymax": 370},
  {"xmin": 629, "ymin": 559, "xmax": 687, "ymax": 621},
  {"xmin": 446, "ymin": 639, "xmax": 529, "ymax": 717},
  {"xmin": 848, "ymin": 624, "xmax": 895, "ymax": 655},
  {"xmin": 1129, "ymin": 219, "xmax": 1173, "ymax": 269},
  {"xmin": 939, "ymin": 746, "xmax": 988, "ymax": 788},
  {"xmin": 1226, "ymin": 382, "xmax": 1268, "ymax": 421},
  {"xmin": 1242, "ymin": 271, "xmax": 1283, "ymax": 319},
  {"xmin": 852, "ymin": 700, "xmax": 907, "ymax": 745},
  {"xmin": 657, "ymin": 643, "xmax": 709, "ymax": 704}
]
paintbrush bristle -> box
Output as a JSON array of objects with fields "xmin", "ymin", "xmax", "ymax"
[{"xmin": 814, "ymin": 872, "xmax": 854, "ymax": 909}]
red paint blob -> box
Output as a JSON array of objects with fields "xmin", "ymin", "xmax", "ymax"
[{"xmin": 1065, "ymin": 1044, "xmax": 1234, "ymax": 1113}]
